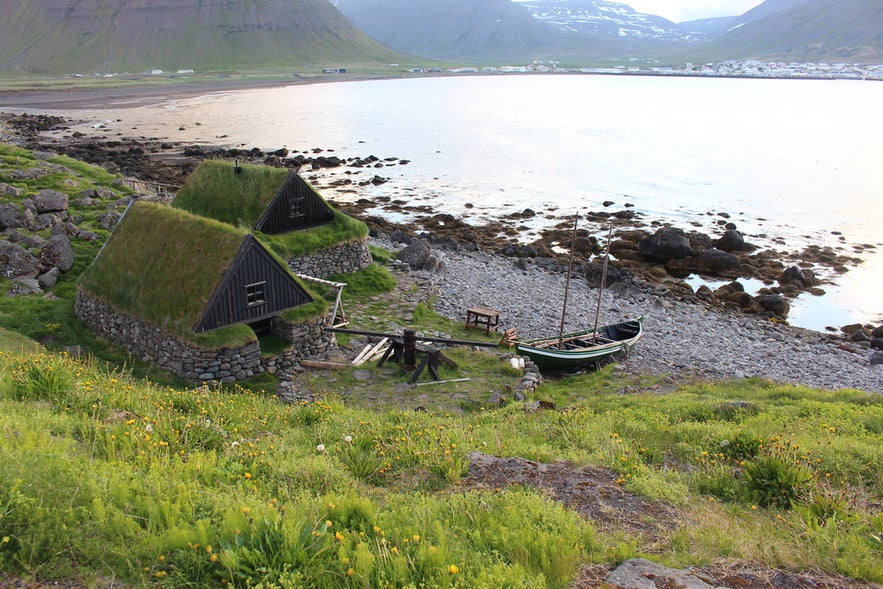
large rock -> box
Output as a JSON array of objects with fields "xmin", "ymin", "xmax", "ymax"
[
  {"xmin": 606, "ymin": 558, "xmax": 715, "ymax": 589},
  {"xmin": 39, "ymin": 234, "xmax": 75, "ymax": 272},
  {"xmin": 779, "ymin": 265, "xmax": 817, "ymax": 287},
  {"xmin": 0, "ymin": 240, "xmax": 41, "ymax": 278},
  {"xmin": 714, "ymin": 229, "xmax": 748, "ymax": 252},
  {"xmin": 397, "ymin": 240, "xmax": 445, "ymax": 273},
  {"xmin": 748, "ymin": 294, "xmax": 790, "ymax": 318},
  {"xmin": 665, "ymin": 248, "xmax": 740, "ymax": 276},
  {"xmin": 33, "ymin": 189, "xmax": 68, "ymax": 213},
  {"xmin": 639, "ymin": 227, "xmax": 693, "ymax": 262},
  {"xmin": 0, "ymin": 202, "xmax": 24, "ymax": 230}
]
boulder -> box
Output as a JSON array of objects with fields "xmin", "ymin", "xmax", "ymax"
[
  {"xmin": 0, "ymin": 240, "xmax": 41, "ymax": 278},
  {"xmin": 1, "ymin": 182, "xmax": 25, "ymax": 197},
  {"xmin": 33, "ymin": 189, "xmax": 68, "ymax": 213},
  {"xmin": 779, "ymin": 265, "xmax": 817, "ymax": 287},
  {"xmin": 0, "ymin": 202, "xmax": 24, "ymax": 230},
  {"xmin": 639, "ymin": 227, "xmax": 693, "ymax": 261},
  {"xmin": 97, "ymin": 211, "xmax": 122, "ymax": 231},
  {"xmin": 397, "ymin": 240, "xmax": 444, "ymax": 273},
  {"xmin": 715, "ymin": 229, "xmax": 747, "ymax": 252},
  {"xmin": 37, "ymin": 267, "xmax": 61, "ymax": 288},
  {"xmin": 871, "ymin": 351, "xmax": 883, "ymax": 367},
  {"xmin": 39, "ymin": 234, "xmax": 75, "ymax": 272},
  {"xmin": 748, "ymin": 294, "xmax": 790, "ymax": 318},
  {"xmin": 606, "ymin": 558, "xmax": 715, "ymax": 589},
  {"xmin": 873, "ymin": 325, "xmax": 883, "ymax": 338},
  {"xmin": 666, "ymin": 248, "xmax": 740, "ymax": 275}
]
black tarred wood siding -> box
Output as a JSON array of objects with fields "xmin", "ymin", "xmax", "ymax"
[
  {"xmin": 194, "ymin": 235, "xmax": 313, "ymax": 332},
  {"xmin": 255, "ymin": 173, "xmax": 335, "ymax": 234}
]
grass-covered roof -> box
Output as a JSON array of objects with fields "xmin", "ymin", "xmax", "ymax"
[
  {"xmin": 173, "ymin": 159, "xmax": 369, "ymax": 259},
  {"xmin": 78, "ymin": 201, "xmax": 254, "ymax": 344},
  {"xmin": 173, "ymin": 160, "xmax": 290, "ymax": 228}
]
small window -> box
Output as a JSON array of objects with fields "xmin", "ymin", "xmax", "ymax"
[
  {"xmin": 245, "ymin": 282, "xmax": 266, "ymax": 307},
  {"xmin": 289, "ymin": 196, "xmax": 306, "ymax": 218}
]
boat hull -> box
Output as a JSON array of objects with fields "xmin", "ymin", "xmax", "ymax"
[{"xmin": 515, "ymin": 318, "xmax": 643, "ymax": 373}]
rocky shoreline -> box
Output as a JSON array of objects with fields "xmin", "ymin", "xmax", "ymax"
[
  {"xmin": 379, "ymin": 236, "xmax": 882, "ymax": 393},
  {"xmin": 2, "ymin": 112, "xmax": 881, "ymax": 392}
]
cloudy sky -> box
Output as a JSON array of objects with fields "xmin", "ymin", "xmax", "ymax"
[{"xmin": 624, "ymin": 0, "xmax": 764, "ymax": 22}]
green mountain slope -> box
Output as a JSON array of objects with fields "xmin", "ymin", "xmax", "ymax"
[
  {"xmin": 335, "ymin": 0, "xmax": 563, "ymax": 63},
  {"xmin": 680, "ymin": 0, "xmax": 883, "ymax": 62},
  {"xmin": 0, "ymin": 0, "xmax": 410, "ymax": 74}
]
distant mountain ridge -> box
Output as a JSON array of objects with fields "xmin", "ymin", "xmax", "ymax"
[
  {"xmin": 1, "ymin": 0, "xmax": 880, "ymax": 75},
  {"xmin": 697, "ymin": 0, "xmax": 883, "ymax": 62},
  {"xmin": 333, "ymin": 0, "xmax": 562, "ymax": 62},
  {"xmin": 0, "ymin": 0, "xmax": 409, "ymax": 75},
  {"xmin": 335, "ymin": 0, "xmax": 883, "ymax": 64}
]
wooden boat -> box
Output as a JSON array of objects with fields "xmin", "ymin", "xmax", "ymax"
[
  {"xmin": 512, "ymin": 215, "xmax": 643, "ymax": 373},
  {"xmin": 515, "ymin": 317, "xmax": 643, "ymax": 372}
]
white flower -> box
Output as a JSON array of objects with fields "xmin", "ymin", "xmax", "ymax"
[
  {"xmin": 144, "ymin": 424, "xmax": 153, "ymax": 432},
  {"xmin": 231, "ymin": 441, "xmax": 239, "ymax": 448},
  {"xmin": 344, "ymin": 435, "xmax": 353, "ymax": 443},
  {"xmin": 316, "ymin": 444, "xmax": 326, "ymax": 452}
]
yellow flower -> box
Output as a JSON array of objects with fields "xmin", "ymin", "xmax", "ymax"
[
  {"xmin": 347, "ymin": 568, "xmax": 355, "ymax": 577},
  {"xmin": 244, "ymin": 472, "xmax": 252, "ymax": 479},
  {"xmin": 448, "ymin": 564, "xmax": 459, "ymax": 574},
  {"xmin": 335, "ymin": 532, "xmax": 344, "ymax": 541}
]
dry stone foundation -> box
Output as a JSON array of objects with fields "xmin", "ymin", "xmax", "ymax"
[
  {"xmin": 75, "ymin": 289, "xmax": 337, "ymax": 384},
  {"xmin": 287, "ymin": 239, "xmax": 372, "ymax": 278}
]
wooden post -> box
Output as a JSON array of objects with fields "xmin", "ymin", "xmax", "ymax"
[{"xmin": 403, "ymin": 329, "xmax": 417, "ymax": 371}]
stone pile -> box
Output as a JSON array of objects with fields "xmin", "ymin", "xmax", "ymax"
[{"xmin": 0, "ymin": 177, "xmax": 119, "ymax": 294}]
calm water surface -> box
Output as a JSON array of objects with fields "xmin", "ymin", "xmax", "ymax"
[{"xmin": 41, "ymin": 75, "xmax": 883, "ymax": 331}]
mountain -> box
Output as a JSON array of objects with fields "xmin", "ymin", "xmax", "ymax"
[
  {"xmin": 333, "ymin": 0, "xmax": 563, "ymax": 62},
  {"xmin": 516, "ymin": 0, "xmax": 687, "ymax": 42},
  {"xmin": 0, "ymin": 0, "xmax": 409, "ymax": 75},
  {"xmin": 678, "ymin": 17, "xmax": 739, "ymax": 40},
  {"xmin": 334, "ymin": 0, "xmax": 883, "ymax": 64},
  {"xmin": 695, "ymin": 0, "xmax": 883, "ymax": 62}
]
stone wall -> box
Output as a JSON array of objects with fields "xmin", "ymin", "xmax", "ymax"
[
  {"xmin": 288, "ymin": 239, "xmax": 372, "ymax": 278},
  {"xmin": 75, "ymin": 289, "xmax": 337, "ymax": 384}
]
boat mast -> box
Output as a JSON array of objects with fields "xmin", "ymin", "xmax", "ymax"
[
  {"xmin": 557, "ymin": 213, "xmax": 579, "ymax": 349},
  {"xmin": 592, "ymin": 226, "xmax": 612, "ymax": 342}
]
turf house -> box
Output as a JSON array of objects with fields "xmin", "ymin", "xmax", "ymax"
[
  {"xmin": 172, "ymin": 159, "xmax": 372, "ymax": 278},
  {"xmin": 75, "ymin": 201, "xmax": 335, "ymax": 383}
]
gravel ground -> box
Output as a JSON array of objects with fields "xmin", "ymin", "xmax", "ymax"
[{"xmin": 389, "ymin": 241, "xmax": 883, "ymax": 394}]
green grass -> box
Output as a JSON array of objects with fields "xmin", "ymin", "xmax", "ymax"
[
  {"xmin": 259, "ymin": 209, "xmax": 369, "ymax": 259},
  {"xmin": 173, "ymin": 159, "xmax": 369, "ymax": 259},
  {"xmin": 77, "ymin": 201, "xmax": 259, "ymax": 348},
  {"xmin": 173, "ymin": 160, "xmax": 290, "ymax": 228},
  {"xmin": 0, "ymin": 348, "xmax": 880, "ymax": 587}
]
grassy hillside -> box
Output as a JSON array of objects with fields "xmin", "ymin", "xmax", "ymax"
[
  {"xmin": 0, "ymin": 347, "xmax": 881, "ymax": 587},
  {"xmin": 679, "ymin": 0, "xmax": 883, "ymax": 63},
  {"xmin": 0, "ymin": 0, "xmax": 412, "ymax": 75}
]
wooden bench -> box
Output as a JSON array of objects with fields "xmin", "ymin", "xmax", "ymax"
[{"xmin": 465, "ymin": 306, "xmax": 501, "ymax": 334}]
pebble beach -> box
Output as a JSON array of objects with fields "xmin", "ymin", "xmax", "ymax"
[{"xmin": 393, "ymin": 241, "xmax": 883, "ymax": 393}]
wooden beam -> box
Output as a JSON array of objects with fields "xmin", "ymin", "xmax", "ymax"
[{"xmin": 300, "ymin": 360, "xmax": 348, "ymax": 370}]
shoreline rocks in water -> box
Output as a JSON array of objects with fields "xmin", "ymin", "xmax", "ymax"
[{"xmin": 2, "ymin": 112, "xmax": 881, "ymax": 349}]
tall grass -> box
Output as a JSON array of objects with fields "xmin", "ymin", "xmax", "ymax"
[{"xmin": 0, "ymin": 348, "xmax": 880, "ymax": 586}]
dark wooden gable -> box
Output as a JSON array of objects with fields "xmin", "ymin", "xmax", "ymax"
[
  {"xmin": 255, "ymin": 173, "xmax": 335, "ymax": 234},
  {"xmin": 195, "ymin": 235, "xmax": 313, "ymax": 333}
]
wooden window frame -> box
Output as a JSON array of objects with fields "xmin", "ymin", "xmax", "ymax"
[
  {"xmin": 289, "ymin": 195, "xmax": 306, "ymax": 219},
  {"xmin": 245, "ymin": 281, "xmax": 267, "ymax": 307}
]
